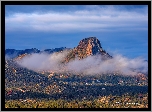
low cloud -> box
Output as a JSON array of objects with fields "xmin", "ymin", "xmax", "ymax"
[
  {"xmin": 16, "ymin": 50, "xmax": 69, "ymax": 72},
  {"xmin": 16, "ymin": 50, "xmax": 148, "ymax": 76}
]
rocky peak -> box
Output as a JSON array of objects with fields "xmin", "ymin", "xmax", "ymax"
[
  {"xmin": 64, "ymin": 37, "xmax": 112, "ymax": 62},
  {"xmin": 77, "ymin": 37, "xmax": 103, "ymax": 56}
]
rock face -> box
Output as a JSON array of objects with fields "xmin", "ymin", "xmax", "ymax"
[
  {"xmin": 65, "ymin": 37, "xmax": 112, "ymax": 62},
  {"xmin": 78, "ymin": 37, "xmax": 104, "ymax": 55}
]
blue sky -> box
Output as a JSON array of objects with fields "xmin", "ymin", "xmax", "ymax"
[{"xmin": 5, "ymin": 5, "xmax": 148, "ymax": 60}]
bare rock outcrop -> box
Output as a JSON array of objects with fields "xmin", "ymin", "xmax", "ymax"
[{"xmin": 65, "ymin": 37, "xmax": 112, "ymax": 62}]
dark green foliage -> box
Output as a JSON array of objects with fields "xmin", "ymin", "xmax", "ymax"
[{"xmin": 5, "ymin": 93, "xmax": 148, "ymax": 108}]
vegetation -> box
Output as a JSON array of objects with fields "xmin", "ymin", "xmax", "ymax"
[
  {"xmin": 5, "ymin": 59, "xmax": 149, "ymax": 108},
  {"xmin": 5, "ymin": 93, "xmax": 148, "ymax": 108}
]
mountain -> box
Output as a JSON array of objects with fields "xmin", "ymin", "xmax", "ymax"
[
  {"xmin": 43, "ymin": 47, "xmax": 70, "ymax": 54},
  {"xmin": 5, "ymin": 48, "xmax": 40, "ymax": 59},
  {"xmin": 5, "ymin": 47, "xmax": 69, "ymax": 59},
  {"xmin": 4, "ymin": 37, "xmax": 148, "ymax": 101},
  {"xmin": 64, "ymin": 37, "xmax": 112, "ymax": 62},
  {"xmin": 5, "ymin": 37, "xmax": 112, "ymax": 63}
]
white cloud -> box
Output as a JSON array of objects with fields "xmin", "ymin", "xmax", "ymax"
[
  {"xmin": 5, "ymin": 5, "xmax": 148, "ymax": 32},
  {"xmin": 16, "ymin": 51, "xmax": 148, "ymax": 76}
]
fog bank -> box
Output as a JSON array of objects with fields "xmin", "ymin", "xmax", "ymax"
[{"xmin": 16, "ymin": 50, "xmax": 148, "ymax": 76}]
